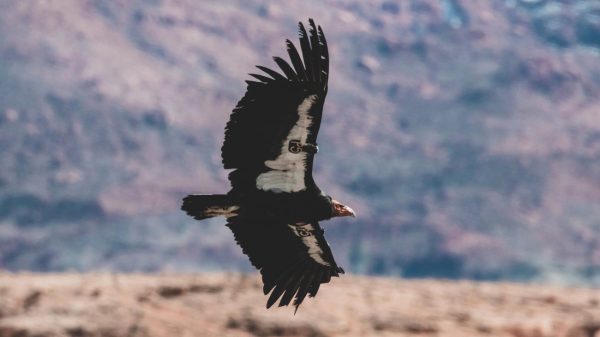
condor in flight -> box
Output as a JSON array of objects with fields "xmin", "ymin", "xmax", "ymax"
[{"xmin": 182, "ymin": 19, "xmax": 355, "ymax": 310}]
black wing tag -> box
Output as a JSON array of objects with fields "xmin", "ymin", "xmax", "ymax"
[
  {"xmin": 288, "ymin": 222, "xmax": 330, "ymax": 266},
  {"xmin": 289, "ymin": 222, "xmax": 313, "ymax": 237},
  {"xmin": 288, "ymin": 140, "xmax": 303, "ymax": 154},
  {"xmin": 289, "ymin": 140, "xmax": 318, "ymax": 154}
]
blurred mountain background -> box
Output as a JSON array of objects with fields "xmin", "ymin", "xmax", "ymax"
[{"xmin": 0, "ymin": 0, "xmax": 599, "ymax": 285}]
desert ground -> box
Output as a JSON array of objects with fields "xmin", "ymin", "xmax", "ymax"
[{"xmin": 0, "ymin": 272, "xmax": 598, "ymax": 337}]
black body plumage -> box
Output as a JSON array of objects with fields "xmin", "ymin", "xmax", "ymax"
[{"xmin": 182, "ymin": 19, "xmax": 352, "ymax": 311}]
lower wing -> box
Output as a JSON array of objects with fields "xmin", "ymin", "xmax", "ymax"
[{"xmin": 226, "ymin": 215, "xmax": 344, "ymax": 310}]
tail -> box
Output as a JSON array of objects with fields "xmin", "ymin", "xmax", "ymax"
[{"xmin": 181, "ymin": 194, "xmax": 239, "ymax": 220}]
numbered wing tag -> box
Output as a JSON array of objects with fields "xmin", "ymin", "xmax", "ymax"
[{"xmin": 288, "ymin": 222, "xmax": 330, "ymax": 266}]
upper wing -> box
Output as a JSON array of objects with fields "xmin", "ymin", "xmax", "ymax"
[
  {"xmin": 226, "ymin": 214, "xmax": 344, "ymax": 310},
  {"xmin": 222, "ymin": 19, "xmax": 329, "ymax": 195}
]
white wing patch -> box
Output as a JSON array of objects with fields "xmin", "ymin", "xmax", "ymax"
[
  {"xmin": 288, "ymin": 222, "xmax": 330, "ymax": 267},
  {"xmin": 256, "ymin": 95, "xmax": 318, "ymax": 193}
]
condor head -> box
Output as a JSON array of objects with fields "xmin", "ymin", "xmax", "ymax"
[{"xmin": 331, "ymin": 199, "xmax": 356, "ymax": 218}]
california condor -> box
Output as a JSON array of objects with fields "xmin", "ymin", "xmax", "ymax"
[{"xmin": 182, "ymin": 19, "xmax": 355, "ymax": 310}]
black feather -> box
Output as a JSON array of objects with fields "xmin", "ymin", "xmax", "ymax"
[
  {"xmin": 249, "ymin": 73, "xmax": 273, "ymax": 83},
  {"xmin": 293, "ymin": 266, "xmax": 318, "ymax": 310},
  {"xmin": 267, "ymin": 268, "xmax": 304, "ymax": 308},
  {"xmin": 256, "ymin": 65, "xmax": 286, "ymax": 81},
  {"xmin": 308, "ymin": 19, "xmax": 321, "ymax": 83},
  {"xmin": 279, "ymin": 272, "xmax": 306, "ymax": 307},
  {"xmin": 317, "ymin": 25, "xmax": 329, "ymax": 91},
  {"xmin": 312, "ymin": 282, "xmax": 322, "ymax": 298},
  {"xmin": 285, "ymin": 39, "xmax": 307, "ymax": 81},
  {"xmin": 273, "ymin": 56, "xmax": 297, "ymax": 80},
  {"xmin": 245, "ymin": 80, "xmax": 263, "ymax": 86},
  {"xmin": 308, "ymin": 270, "xmax": 324, "ymax": 298},
  {"xmin": 263, "ymin": 260, "xmax": 301, "ymax": 295},
  {"xmin": 298, "ymin": 22, "xmax": 313, "ymax": 81}
]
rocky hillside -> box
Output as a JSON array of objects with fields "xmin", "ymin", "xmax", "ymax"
[
  {"xmin": 1, "ymin": 0, "xmax": 600, "ymax": 282},
  {"xmin": 1, "ymin": 273, "xmax": 599, "ymax": 337}
]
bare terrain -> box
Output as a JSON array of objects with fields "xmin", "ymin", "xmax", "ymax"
[{"xmin": 0, "ymin": 273, "xmax": 599, "ymax": 337}]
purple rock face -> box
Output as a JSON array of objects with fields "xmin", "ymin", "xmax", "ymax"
[{"xmin": 0, "ymin": 1, "xmax": 599, "ymax": 283}]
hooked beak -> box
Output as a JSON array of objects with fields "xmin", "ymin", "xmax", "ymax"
[{"xmin": 332, "ymin": 199, "xmax": 356, "ymax": 218}]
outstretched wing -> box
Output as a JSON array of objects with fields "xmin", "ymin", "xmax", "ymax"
[
  {"xmin": 226, "ymin": 214, "xmax": 343, "ymax": 310},
  {"xmin": 222, "ymin": 19, "xmax": 329, "ymax": 195}
]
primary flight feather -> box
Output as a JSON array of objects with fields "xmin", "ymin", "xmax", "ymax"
[{"xmin": 182, "ymin": 19, "xmax": 355, "ymax": 311}]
